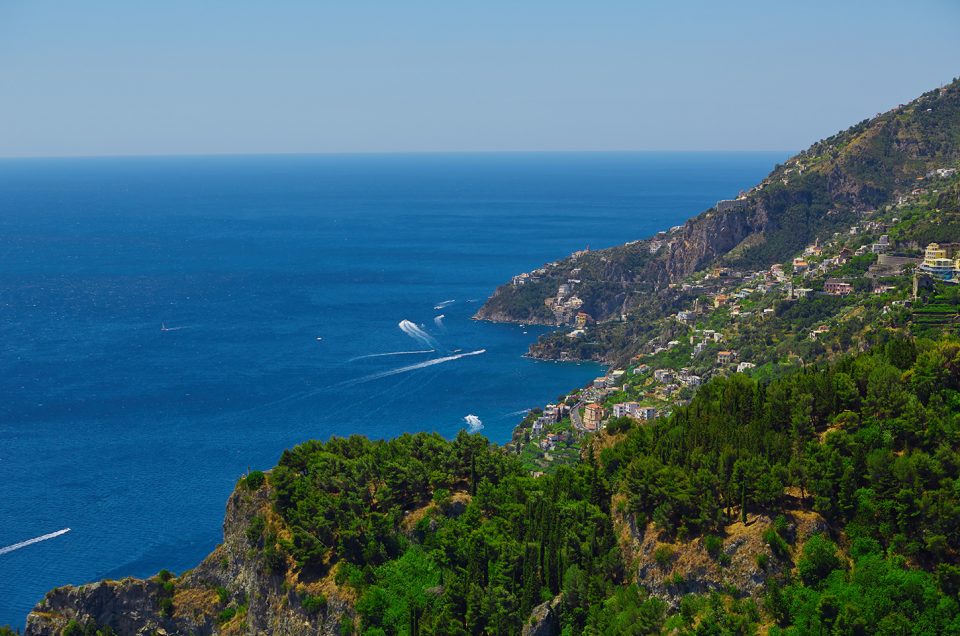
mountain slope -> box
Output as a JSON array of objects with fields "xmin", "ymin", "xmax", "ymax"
[{"xmin": 475, "ymin": 79, "xmax": 960, "ymax": 335}]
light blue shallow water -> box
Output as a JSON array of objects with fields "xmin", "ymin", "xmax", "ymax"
[{"xmin": 0, "ymin": 152, "xmax": 786, "ymax": 626}]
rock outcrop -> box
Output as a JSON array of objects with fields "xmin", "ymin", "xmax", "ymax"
[
  {"xmin": 615, "ymin": 506, "xmax": 829, "ymax": 608},
  {"xmin": 26, "ymin": 481, "xmax": 355, "ymax": 636},
  {"xmin": 522, "ymin": 595, "xmax": 562, "ymax": 636}
]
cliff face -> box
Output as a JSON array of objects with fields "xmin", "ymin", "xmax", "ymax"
[
  {"xmin": 475, "ymin": 79, "xmax": 960, "ymax": 360},
  {"xmin": 612, "ymin": 494, "xmax": 829, "ymax": 608},
  {"xmin": 26, "ymin": 481, "xmax": 355, "ymax": 636}
]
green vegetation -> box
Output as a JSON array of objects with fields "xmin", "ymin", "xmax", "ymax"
[
  {"xmin": 243, "ymin": 470, "xmax": 266, "ymax": 491},
  {"xmin": 60, "ymin": 621, "xmax": 115, "ymax": 636},
  {"xmin": 271, "ymin": 431, "xmax": 622, "ymax": 634},
  {"xmin": 156, "ymin": 568, "xmax": 175, "ymax": 617},
  {"xmin": 32, "ymin": 79, "xmax": 960, "ymax": 636},
  {"xmin": 253, "ymin": 335, "xmax": 960, "ymax": 634}
]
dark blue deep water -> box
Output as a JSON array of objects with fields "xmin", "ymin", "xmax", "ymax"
[{"xmin": 0, "ymin": 152, "xmax": 786, "ymax": 626}]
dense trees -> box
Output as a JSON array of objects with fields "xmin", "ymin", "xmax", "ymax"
[
  {"xmin": 261, "ymin": 337, "xmax": 960, "ymax": 634},
  {"xmin": 269, "ymin": 431, "xmax": 621, "ymax": 634},
  {"xmin": 602, "ymin": 339, "xmax": 960, "ymax": 566}
]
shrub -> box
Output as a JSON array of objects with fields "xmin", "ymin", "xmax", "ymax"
[
  {"xmin": 798, "ymin": 535, "xmax": 842, "ymax": 587},
  {"xmin": 300, "ymin": 592, "xmax": 327, "ymax": 615},
  {"xmin": 756, "ymin": 553, "xmax": 769, "ymax": 570},
  {"xmin": 763, "ymin": 527, "xmax": 790, "ymax": 558},
  {"xmin": 217, "ymin": 607, "xmax": 237, "ymax": 625},
  {"xmin": 431, "ymin": 488, "xmax": 451, "ymax": 511},
  {"xmin": 704, "ymin": 535, "xmax": 723, "ymax": 559},
  {"xmin": 263, "ymin": 541, "xmax": 286, "ymax": 574},
  {"xmin": 245, "ymin": 470, "xmax": 266, "ymax": 491},
  {"xmin": 606, "ymin": 416, "xmax": 633, "ymax": 435},
  {"xmin": 654, "ymin": 545, "xmax": 675, "ymax": 568},
  {"xmin": 246, "ymin": 515, "xmax": 266, "ymax": 546}
]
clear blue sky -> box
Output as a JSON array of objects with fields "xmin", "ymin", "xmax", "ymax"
[{"xmin": 1, "ymin": 0, "xmax": 958, "ymax": 157}]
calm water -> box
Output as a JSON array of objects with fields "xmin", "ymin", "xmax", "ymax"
[{"xmin": 0, "ymin": 152, "xmax": 786, "ymax": 626}]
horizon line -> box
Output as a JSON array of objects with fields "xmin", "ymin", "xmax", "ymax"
[{"xmin": 0, "ymin": 148, "xmax": 797, "ymax": 161}]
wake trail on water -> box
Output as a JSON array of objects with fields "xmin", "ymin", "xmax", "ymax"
[
  {"xmin": 0, "ymin": 528, "xmax": 70, "ymax": 556},
  {"xmin": 434, "ymin": 299, "xmax": 456, "ymax": 309},
  {"xmin": 399, "ymin": 320, "xmax": 440, "ymax": 349},
  {"xmin": 349, "ymin": 349, "xmax": 435, "ymax": 362},
  {"xmin": 334, "ymin": 349, "xmax": 486, "ymax": 388},
  {"xmin": 231, "ymin": 349, "xmax": 487, "ymax": 416},
  {"xmin": 464, "ymin": 414, "xmax": 484, "ymax": 432},
  {"xmin": 434, "ymin": 314, "xmax": 445, "ymax": 329}
]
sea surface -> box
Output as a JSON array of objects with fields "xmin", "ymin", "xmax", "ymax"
[{"xmin": 0, "ymin": 152, "xmax": 787, "ymax": 626}]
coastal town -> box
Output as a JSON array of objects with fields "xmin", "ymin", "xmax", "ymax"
[{"xmin": 513, "ymin": 164, "xmax": 960, "ymax": 474}]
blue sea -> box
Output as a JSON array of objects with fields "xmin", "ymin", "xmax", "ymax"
[{"xmin": 0, "ymin": 152, "xmax": 786, "ymax": 626}]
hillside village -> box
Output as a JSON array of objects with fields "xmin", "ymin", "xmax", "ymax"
[{"xmin": 513, "ymin": 164, "xmax": 960, "ymax": 474}]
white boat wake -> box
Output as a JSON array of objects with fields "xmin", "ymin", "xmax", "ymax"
[
  {"xmin": 0, "ymin": 528, "xmax": 71, "ymax": 556},
  {"xmin": 399, "ymin": 319, "xmax": 440, "ymax": 349},
  {"xmin": 349, "ymin": 349, "xmax": 435, "ymax": 362},
  {"xmin": 434, "ymin": 299, "xmax": 456, "ymax": 310},
  {"xmin": 434, "ymin": 314, "xmax": 445, "ymax": 329},
  {"xmin": 336, "ymin": 349, "xmax": 486, "ymax": 388},
  {"xmin": 464, "ymin": 414, "xmax": 484, "ymax": 432}
]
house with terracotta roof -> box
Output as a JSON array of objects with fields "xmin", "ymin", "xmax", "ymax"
[
  {"xmin": 717, "ymin": 350, "xmax": 737, "ymax": 364},
  {"xmin": 583, "ymin": 403, "xmax": 604, "ymax": 431}
]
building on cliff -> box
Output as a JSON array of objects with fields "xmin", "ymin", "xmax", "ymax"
[
  {"xmin": 583, "ymin": 403, "xmax": 603, "ymax": 431},
  {"xmin": 919, "ymin": 243, "xmax": 960, "ymax": 281}
]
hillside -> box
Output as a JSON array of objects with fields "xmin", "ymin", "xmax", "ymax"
[
  {"xmin": 24, "ymin": 339, "xmax": 960, "ymax": 635},
  {"xmin": 474, "ymin": 78, "xmax": 960, "ymax": 353}
]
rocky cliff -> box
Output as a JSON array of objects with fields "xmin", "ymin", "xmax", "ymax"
[
  {"xmin": 475, "ymin": 79, "xmax": 960, "ymax": 333},
  {"xmin": 613, "ymin": 498, "xmax": 830, "ymax": 609},
  {"xmin": 26, "ymin": 479, "xmax": 355, "ymax": 636}
]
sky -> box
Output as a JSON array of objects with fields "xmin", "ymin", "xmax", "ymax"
[{"xmin": 0, "ymin": 0, "xmax": 958, "ymax": 157}]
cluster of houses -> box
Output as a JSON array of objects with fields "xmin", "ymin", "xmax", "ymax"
[
  {"xmin": 511, "ymin": 267, "xmax": 549, "ymax": 286},
  {"xmin": 611, "ymin": 402, "xmax": 658, "ymax": 420},
  {"xmin": 652, "ymin": 366, "xmax": 702, "ymax": 389},
  {"xmin": 545, "ymin": 292, "xmax": 584, "ymax": 325},
  {"xmin": 580, "ymin": 400, "xmax": 658, "ymax": 433},
  {"xmin": 578, "ymin": 369, "xmax": 627, "ymax": 403},
  {"xmin": 567, "ymin": 311, "xmax": 593, "ymax": 338},
  {"xmin": 690, "ymin": 328, "xmax": 724, "ymax": 357},
  {"xmin": 535, "ymin": 430, "xmax": 572, "ymax": 453},
  {"xmin": 527, "ymin": 402, "xmax": 575, "ymax": 452},
  {"xmin": 518, "ymin": 175, "xmax": 960, "ymax": 475}
]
